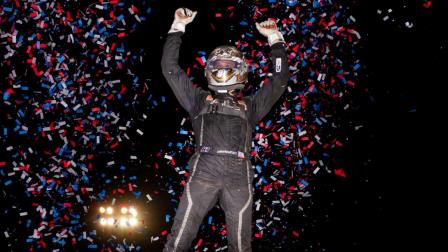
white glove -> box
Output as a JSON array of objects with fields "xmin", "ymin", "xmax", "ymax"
[
  {"xmin": 255, "ymin": 19, "xmax": 285, "ymax": 46},
  {"xmin": 168, "ymin": 8, "xmax": 198, "ymax": 34}
]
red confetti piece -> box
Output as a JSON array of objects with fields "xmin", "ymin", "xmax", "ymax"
[{"xmin": 334, "ymin": 168, "xmax": 347, "ymax": 178}]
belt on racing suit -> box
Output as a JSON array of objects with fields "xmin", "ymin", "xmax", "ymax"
[{"xmin": 197, "ymin": 145, "xmax": 251, "ymax": 159}]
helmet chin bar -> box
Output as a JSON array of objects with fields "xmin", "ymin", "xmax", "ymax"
[{"xmin": 208, "ymin": 82, "xmax": 245, "ymax": 92}]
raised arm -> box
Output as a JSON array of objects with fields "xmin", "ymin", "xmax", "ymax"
[
  {"xmin": 161, "ymin": 8, "xmax": 202, "ymax": 114},
  {"xmin": 250, "ymin": 19, "xmax": 289, "ymax": 123}
]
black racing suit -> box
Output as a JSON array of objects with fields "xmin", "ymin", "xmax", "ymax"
[{"xmin": 161, "ymin": 31, "xmax": 289, "ymax": 252}]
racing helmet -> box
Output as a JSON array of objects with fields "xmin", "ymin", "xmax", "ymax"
[{"xmin": 205, "ymin": 45, "xmax": 248, "ymax": 92}]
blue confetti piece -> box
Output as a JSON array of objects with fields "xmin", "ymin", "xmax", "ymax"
[
  {"xmin": 3, "ymin": 92, "xmax": 10, "ymax": 101},
  {"xmin": 299, "ymin": 179, "xmax": 309, "ymax": 188},
  {"xmin": 301, "ymin": 60, "xmax": 307, "ymax": 67},
  {"xmin": 240, "ymin": 20, "xmax": 248, "ymax": 26},
  {"xmin": 263, "ymin": 159, "xmax": 268, "ymax": 167},
  {"xmin": 285, "ymin": 0, "xmax": 297, "ymax": 7},
  {"xmin": 133, "ymin": 191, "xmax": 142, "ymax": 198},
  {"xmin": 88, "ymin": 244, "xmax": 98, "ymax": 249}
]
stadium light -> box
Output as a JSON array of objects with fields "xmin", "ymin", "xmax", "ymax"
[{"xmin": 98, "ymin": 206, "xmax": 139, "ymax": 228}]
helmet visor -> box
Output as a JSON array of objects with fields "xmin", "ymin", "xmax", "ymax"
[
  {"xmin": 210, "ymin": 69, "xmax": 237, "ymax": 83},
  {"xmin": 206, "ymin": 58, "xmax": 243, "ymax": 70}
]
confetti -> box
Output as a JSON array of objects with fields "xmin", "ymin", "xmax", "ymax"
[{"xmin": 0, "ymin": 0, "xmax": 156, "ymax": 250}]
